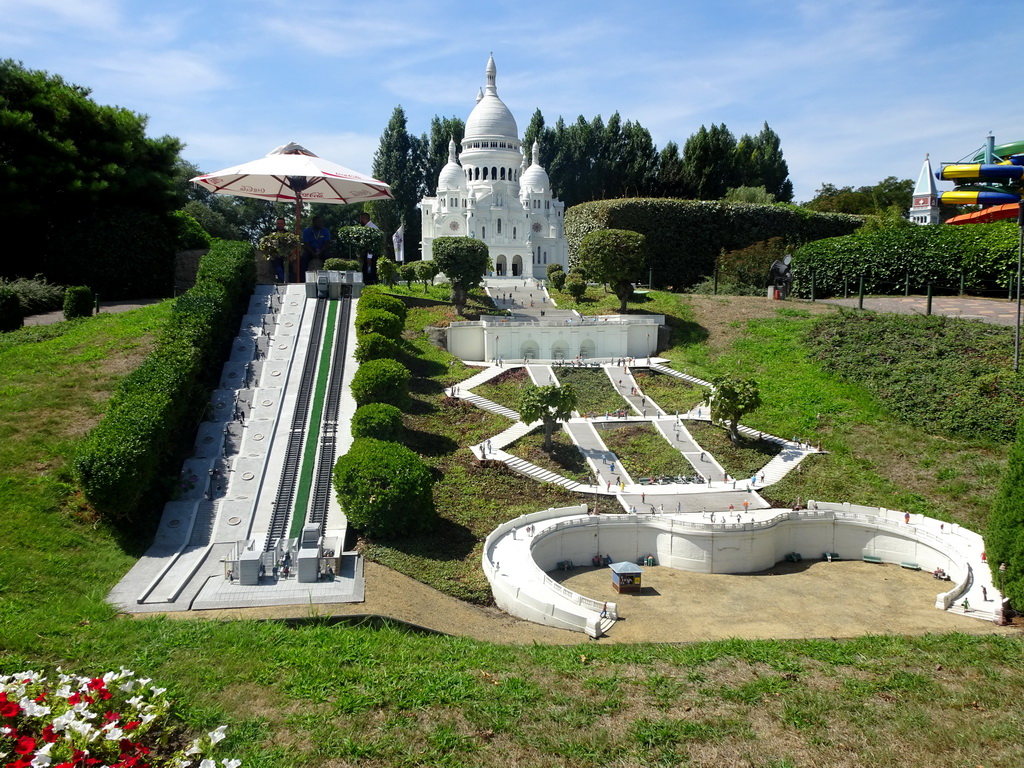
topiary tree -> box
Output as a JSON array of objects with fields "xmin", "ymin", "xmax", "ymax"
[
  {"xmin": 564, "ymin": 271, "xmax": 587, "ymax": 304},
  {"xmin": 549, "ymin": 267, "xmax": 567, "ymax": 291},
  {"xmin": 63, "ymin": 285, "xmax": 94, "ymax": 320},
  {"xmin": 0, "ymin": 286, "xmax": 24, "ymax": 332},
  {"xmin": 578, "ymin": 228, "xmax": 649, "ymax": 313},
  {"xmin": 354, "ymin": 331, "xmax": 400, "ymax": 363},
  {"xmin": 350, "ymin": 357, "xmax": 411, "ymax": 408},
  {"xmin": 350, "ymin": 403, "xmax": 404, "ymax": 441},
  {"xmin": 332, "ymin": 437, "xmax": 434, "ymax": 538},
  {"xmin": 355, "ymin": 308, "xmax": 403, "ymax": 341},
  {"xmin": 431, "ymin": 236, "xmax": 489, "ymax": 315},
  {"xmin": 985, "ymin": 412, "xmax": 1024, "ymax": 610},
  {"xmin": 399, "ymin": 262, "xmax": 417, "ymax": 286},
  {"xmin": 519, "ymin": 383, "xmax": 578, "ymax": 453},
  {"xmin": 415, "ymin": 260, "xmax": 439, "ymax": 291},
  {"xmin": 703, "ymin": 375, "xmax": 761, "ymax": 444},
  {"xmin": 377, "ymin": 256, "xmax": 399, "ymax": 287}
]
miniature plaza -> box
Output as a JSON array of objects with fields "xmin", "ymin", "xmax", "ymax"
[{"xmin": 109, "ymin": 276, "xmax": 1002, "ymax": 639}]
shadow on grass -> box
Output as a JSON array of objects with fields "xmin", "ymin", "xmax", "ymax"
[
  {"xmin": 375, "ymin": 515, "xmax": 479, "ymax": 562},
  {"xmin": 402, "ymin": 426, "xmax": 459, "ymax": 457},
  {"xmin": 667, "ymin": 316, "xmax": 709, "ymax": 346}
]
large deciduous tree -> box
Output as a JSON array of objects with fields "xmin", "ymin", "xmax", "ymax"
[
  {"xmin": 430, "ymin": 236, "xmax": 489, "ymax": 316},
  {"xmin": 577, "ymin": 229, "xmax": 649, "ymax": 313},
  {"xmin": 0, "ymin": 59, "xmax": 182, "ymax": 295},
  {"xmin": 519, "ymin": 384, "xmax": 578, "ymax": 452},
  {"xmin": 371, "ymin": 106, "xmax": 423, "ymax": 260},
  {"xmin": 704, "ymin": 376, "xmax": 762, "ymax": 444}
]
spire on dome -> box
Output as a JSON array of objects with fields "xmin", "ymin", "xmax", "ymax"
[
  {"xmin": 531, "ymin": 140, "xmax": 540, "ymax": 166},
  {"xmin": 448, "ymin": 137, "xmax": 457, "ymax": 164},
  {"xmin": 485, "ymin": 53, "xmax": 497, "ymax": 95},
  {"xmin": 475, "ymin": 87, "xmax": 483, "ymax": 104}
]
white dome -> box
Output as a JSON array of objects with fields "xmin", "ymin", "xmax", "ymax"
[
  {"xmin": 520, "ymin": 140, "xmax": 550, "ymax": 192},
  {"xmin": 464, "ymin": 55, "xmax": 518, "ymax": 141},
  {"xmin": 437, "ymin": 138, "xmax": 467, "ymax": 190}
]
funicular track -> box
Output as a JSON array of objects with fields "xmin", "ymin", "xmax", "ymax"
[
  {"xmin": 264, "ymin": 297, "xmax": 328, "ymax": 551},
  {"xmin": 307, "ymin": 288, "xmax": 352, "ymax": 534}
]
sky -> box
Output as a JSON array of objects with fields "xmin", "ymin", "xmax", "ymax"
[{"xmin": 3, "ymin": 0, "xmax": 1023, "ymax": 204}]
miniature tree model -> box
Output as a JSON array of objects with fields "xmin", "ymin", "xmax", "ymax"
[
  {"xmin": 704, "ymin": 375, "xmax": 761, "ymax": 444},
  {"xmin": 431, "ymin": 236, "xmax": 490, "ymax": 316},
  {"xmin": 519, "ymin": 383, "xmax": 578, "ymax": 453},
  {"xmin": 577, "ymin": 228, "xmax": 649, "ymax": 313}
]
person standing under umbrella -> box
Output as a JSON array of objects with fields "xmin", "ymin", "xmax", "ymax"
[{"xmin": 300, "ymin": 216, "xmax": 331, "ymax": 278}]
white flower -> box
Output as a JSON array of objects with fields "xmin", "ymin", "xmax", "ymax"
[
  {"xmin": 105, "ymin": 727, "xmax": 124, "ymax": 741},
  {"xmin": 19, "ymin": 698, "xmax": 51, "ymax": 718},
  {"xmin": 151, "ymin": 687, "xmax": 167, "ymax": 697},
  {"xmin": 199, "ymin": 760, "xmax": 217, "ymax": 768},
  {"xmin": 185, "ymin": 739, "xmax": 203, "ymax": 756},
  {"xmin": 208, "ymin": 725, "xmax": 228, "ymax": 745},
  {"xmin": 221, "ymin": 759, "xmax": 242, "ymax": 768}
]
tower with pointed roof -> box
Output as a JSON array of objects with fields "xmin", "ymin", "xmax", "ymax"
[
  {"xmin": 910, "ymin": 154, "xmax": 940, "ymax": 225},
  {"xmin": 420, "ymin": 55, "xmax": 566, "ymax": 278}
]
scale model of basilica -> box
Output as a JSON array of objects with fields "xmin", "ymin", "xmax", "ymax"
[{"xmin": 420, "ymin": 55, "xmax": 567, "ymax": 279}]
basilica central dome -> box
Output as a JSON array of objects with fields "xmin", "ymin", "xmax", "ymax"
[{"xmin": 464, "ymin": 54, "xmax": 518, "ymax": 142}]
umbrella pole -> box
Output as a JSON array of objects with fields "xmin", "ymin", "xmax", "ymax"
[{"xmin": 293, "ymin": 197, "xmax": 302, "ymax": 283}]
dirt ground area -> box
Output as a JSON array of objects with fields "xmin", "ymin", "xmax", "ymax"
[{"xmin": 172, "ymin": 559, "xmax": 1014, "ymax": 645}]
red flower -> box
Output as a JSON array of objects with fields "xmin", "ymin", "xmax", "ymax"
[
  {"xmin": 42, "ymin": 724, "xmax": 59, "ymax": 743},
  {"xmin": 14, "ymin": 735, "xmax": 37, "ymax": 754},
  {"xmin": 105, "ymin": 710, "xmax": 121, "ymax": 723},
  {"xmin": 0, "ymin": 692, "xmax": 20, "ymax": 719},
  {"xmin": 8, "ymin": 757, "xmax": 32, "ymax": 768},
  {"xmin": 66, "ymin": 692, "xmax": 82, "ymax": 706},
  {"xmin": 87, "ymin": 678, "xmax": 105, "ymax": 691},
  {"xmin": 123, "ymin": 720, "xmax": 141, "ymax": 731}
]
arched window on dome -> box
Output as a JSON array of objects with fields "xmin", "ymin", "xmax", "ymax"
[
  {"xmin": 483, "ymin": 167, "xmax": 488, "ymax": 180},
  {"xmin": 512, "ymin": 227, "xmax": 516, "ymax": 239},
  {"xmin": 500, "ymin": 168, "xmax": 505, "ymax": 180},
  {"xmin": 545, "ymin": 200, "xmax": 550, "ymax": 209},
  {"xmin": 497, "ymin": 219, "xmax": 501, "ymax": 234},
  {"xmin": 474, "ymin": 168, "xmax": 480, "ymax": 180},
  {"xmin": 481, "ymin": 226, "xmax": 486, "ymax": 239},
  {"xmin": 491, "ymin": 167, "xmax": 497, "ymax": 179},
  {"xmin": 543, "ymin": 252, "xmax": 547, "ymax": 264}
]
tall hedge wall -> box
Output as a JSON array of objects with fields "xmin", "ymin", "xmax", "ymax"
[
  {"xmin": 790, "ymin": 220, "xmax": 1020, "ymax": 298},
  {"xmin": 74, "ymin": 240, "xmax": 256, "ymax": 521},
  {"xmin": 565, "ymin": 199, "xmax": 861, "ymax": 289}
]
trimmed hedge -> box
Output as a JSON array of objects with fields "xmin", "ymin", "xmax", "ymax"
[
  {"xmin": 355, "ymin": 308, "xmax": 403, "ymax": 341},
  {"xmin": 74, "ymin": 240, "xmax": 256, "ymax": 520},
  {"xmin": 565, "ymin": 198, "xmax": 861, "ymax": 290},
  {"xmin": 63, "ymin": 285, "xmax": 94, "ymax": 320},
  {"xmin": 350, "ymin": 403, "xmax": 404, "ymax": 441},
  {"xmin": 791, "ymin": 220, "xmax": 1020, "ymax": 298},
  {"xmin": 332, "ymin": 437, "xmax": 434, "ymax": 538},
  {"xmin": 0, "ymin": 286, "xmax": 23, "ymax": 332},
  {"xmin": 172, "ymin": 209, "xmax": 213, "ymax": 250},
  {"xmin": 356, "ymin": 289, "xmax": 408, "ymax": 323},
  {"xmin": 354, "ymin": 331, "xmax": 400, "ymax": 364},
  {"xmin": 350, "ymin": 357, "xmax": 411, "ymax": 409}
]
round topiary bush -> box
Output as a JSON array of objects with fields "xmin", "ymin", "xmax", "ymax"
[
  {"xmin": 355, "ymin": 308, "xmax": 403, "ymax": 341},
  {"xmin": 354, "ymin": 331, "xmax": 400, "ymax": 363},
  {"xmin": 0, "ymin": 286, "xmax": 24, "ymax": 332},
  {"xmin": 350, "ymin": 357, "xmax": 411, "ymax": 408},
  {"xmin": 63, "ymin": 285, "xmax": 94, "ymax": 320},
  {"xmin": 332, "ymin": 437, "xmax": 434, "ymax": 537},
  {"xmin": 357, "ymin": 290, "xmax": 407, "ymax": 323},
  {"xmin": 350, "ymin": 402, "xmax": 404, "ymax": 441}
]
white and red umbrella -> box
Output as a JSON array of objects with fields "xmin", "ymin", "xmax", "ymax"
[{"xmin": 190, "ymin": 142, "xmax": 393, "ymax": 278}]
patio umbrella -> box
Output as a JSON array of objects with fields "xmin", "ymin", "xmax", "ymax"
[{"xmin": 190, "ymin": 142, "xmax": 393, "ymax": 280}]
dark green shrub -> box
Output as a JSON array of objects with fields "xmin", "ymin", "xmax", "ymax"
[
  {"xmin": 791, "ymin": 220, "xmax": 1019, "ymax": 298},
  {"xmin": 565, "ymin": 198, "xmax": 861, "ymax": 290},
  {"xmin": 74, "ymin": 240, "xmax": 255, "ymax": 521},
  {"xmin": 985, "ymin": 412, "xmax": 1024, "ymax": 610},
  {"xmin": 0, "ymin": 286, "xmax": 23, "ymax": 332},
  {"xmin": 564, "ymin": 272, "xmax": 587, "ymax": 303},
  {"xmin": 350, "ymin": 403, "xmax": 404, "ymax": 441},
  {"xmin": 718, "ymin": 237, "xmax": 789, "ymax": 290},
  {"xmin": 354, "ymin": 331, "xmax": 400, "ymax": 363},
  {"xmin": 350, "ymin": 358, "xmax": 411, "ymax": 408},
  {"xmin": 355, "ymin": 308, "xmax": 403, "ymax": 341},
  {"xmin": 63, "ymin": 285, "xmax": 94, "ymax": 320},
  {"xmin": 1, "ymin": 275, "xmax": 65, "ymax": 314},
  {"xmin": 323, "ymin": 258, "xmax": 360, "ymax": 272},
  {"xmin": 549, "ymin": 266, "xmax": 566, "ymax": 291},
  {"xmin": 357, "ymin": 290, "xmax": 407, "ymax": 323},
  {"xmin": 171, "ymin": 209, "xmax": 213, "ymax": 250},
  {"xmin": 332, "ymin": 438, "xmax": 434, "ymax": 537}
]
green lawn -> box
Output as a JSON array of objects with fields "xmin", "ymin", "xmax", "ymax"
[{"xmin": 3, "ymin": 294, "xmax": 1024, "ymax": 767}]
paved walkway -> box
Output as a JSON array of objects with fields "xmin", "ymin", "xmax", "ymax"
[{"xmin": 818, "ymin": 295, "xmax": 1022, "ymax": 326}]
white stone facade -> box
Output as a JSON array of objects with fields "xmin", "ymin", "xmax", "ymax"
[{"xmin": 420, "ymin": 55, "xmax": 567, "ymax": 279}]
